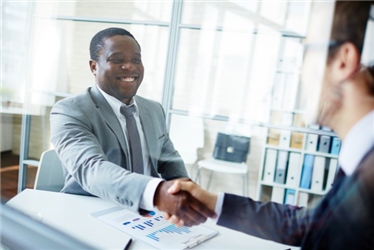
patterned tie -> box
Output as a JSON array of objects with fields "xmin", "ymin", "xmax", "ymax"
[{"xmin": 120, "ymin": 105, "xmax": 144, "ymax": 174}]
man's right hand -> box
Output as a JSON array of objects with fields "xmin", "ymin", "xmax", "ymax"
[
  {"xmin": 163, "ymin": 180, "xmax": 218, "ymax": 227},
  {"xmin": 154, "ymin": 180, "xmax": 216, "ymax": 227}
]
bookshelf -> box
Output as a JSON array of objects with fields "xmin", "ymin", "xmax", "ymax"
[
  {"xmin": 255, "ymin": 35, "xmax": 340, "ymax": 208},
  {"xmin": 255, "ymin": 110, "xmax": 340, "ymax": 208}
]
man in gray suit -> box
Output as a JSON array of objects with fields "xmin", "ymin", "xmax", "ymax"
[
  {"xmin": 50, "ymin": 28, "xmax": 215, "ymax": 226},
  {"xmin": 165, "ymin": 2, "xmax": 374, "ymax": 249}
]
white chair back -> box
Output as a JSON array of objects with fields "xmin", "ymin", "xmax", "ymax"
[{"xmin": 34, "ymin": 149, "xmax": 65, "ymax": 192}]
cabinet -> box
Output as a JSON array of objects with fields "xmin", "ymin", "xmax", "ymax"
[{"xmin": 256, "ymin": 111, "xmax": 340, "ymax": 207}]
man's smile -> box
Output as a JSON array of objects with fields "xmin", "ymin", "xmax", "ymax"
[{"xmin": 117, "ymin": 76, "xmax": 137, "ymax": 83}]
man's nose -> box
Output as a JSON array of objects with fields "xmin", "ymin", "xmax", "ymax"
[{"xmin": 121, "ymin": 62, "xmax": 135, "ymax": 71}]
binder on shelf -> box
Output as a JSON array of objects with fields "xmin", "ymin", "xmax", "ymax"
[
  {"xmin": 318, "ymin": 136, "xmax": 331, "ymax": 154},
  {"xmin": 275, "ymin": 150, "xmax": 289, "ymax": 184},
  {"xmin": 267, "ymin": 129, "xmax": 280, "ymax": 146},
  {"xmin": 279, "ymin": 130, "xmax": 291, "ymax": 148},
  {"xmin": 290, "ymin": 132, "xmax": 304, "ymax": 149},
  {"xmin": 330, "ymin": 137, "xmax": 341, "ymax": 155},
  {"xmin": 272, "ymin": 73, "xmax": 286, "ymax": 109},
  {"xmin": 311, "ymin": 156, "xmax": 326, "ymax": 192},
  {"xmin": 284, "ymin": 189, "xmax": 296, "ymax": 205},
  {"xmin": 271, "ymin": 187, "xmax": 285, "ymax": 204},
  {"xmin": 297, "ymin": 192, "xmax": 309, "ymax": 207},
  {"xmin": 286, "ymin": 152, "xmax": 301, "ymax": 187},
  {"xmin": 305, "ymin": 134, "xmax": 318, "ymax": 152},
  {"xmin": 263, "ymin": 149, "xmax": 278, "ymax": 183},
  {"xmin": 326, "ymin": 159, "xmax": 338, "ymax": 190},
  {"xmin": 300, "ymin": 154, "xmax": 315, "ymax": 189},
  {"xmin": 293, "ymin": 114, "xmax": 305, "ymax": 127},
  {"xmin": 282, "ymin": 112, "xmax": 294, "ymax": 126}
]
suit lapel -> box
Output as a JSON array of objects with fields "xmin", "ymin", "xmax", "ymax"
[
  {"xmin": 135, "ymin": 96, "xmax": 159, "ymax": 175},
  {"xmin": 90, "ymin": 85, "xmax": 131, "ymax": 169}
]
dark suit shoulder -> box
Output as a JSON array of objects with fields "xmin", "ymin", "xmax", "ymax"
[{"xmin": 356, "ymin": 146, "xmax": 374, "ymax": 189}]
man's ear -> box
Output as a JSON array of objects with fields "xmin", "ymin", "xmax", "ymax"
[
  {"xmin": 334, "ymin": 42, "xmax": 361, "ymax": 82},
  {"xmin": 89, "ymin": 60, "xmax": 98, "ymax": 76}
]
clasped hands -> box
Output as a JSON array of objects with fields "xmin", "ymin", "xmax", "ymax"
[{"xmin": 154, "ymin": 178, "xmax": 218, "ymax": 227}]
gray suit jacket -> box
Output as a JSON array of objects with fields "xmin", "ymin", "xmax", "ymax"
[{"xmin": 50, "ymin": 85, "xmax": 188, "ymax": 212}]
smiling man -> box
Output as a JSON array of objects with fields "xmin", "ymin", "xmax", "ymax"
[{"xmin": 50, "ymin": 28, "xmax": 214, "ymax": 226}]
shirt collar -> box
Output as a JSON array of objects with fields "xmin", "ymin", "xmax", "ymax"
[
  {"xmin": 97, "ymin": 85, "xmax": 139, "ymax": 118},
  {"xmin": 339, "ymin": 109, "xmax": 374, "ymax": 176}
]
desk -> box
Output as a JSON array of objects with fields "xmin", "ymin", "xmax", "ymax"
[{"xmin": 6, "ymin": 189, "xmax": 299, "ymax": 250}]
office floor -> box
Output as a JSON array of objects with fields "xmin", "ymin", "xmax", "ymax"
[{"xmin": 1, "ymin": 151, "xmax": 37, "ymax": 203}]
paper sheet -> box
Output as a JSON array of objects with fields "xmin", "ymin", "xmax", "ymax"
[{"xmin": 91, "ymin": 206, "xmax": 218, "ymax": 250}]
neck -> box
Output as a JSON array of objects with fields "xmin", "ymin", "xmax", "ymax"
[{"xmin": 329, "ymin": 81, "xmax": 374, "ymax": 141}]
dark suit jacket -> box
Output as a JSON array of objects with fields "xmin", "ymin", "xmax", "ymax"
[
  {"xmin": 50, "ymin": 85, "xmax": 188, "ymax": 212},
  {"xmin": 218, "ymin": 147, "xmax": 374, "ymax": 249}
]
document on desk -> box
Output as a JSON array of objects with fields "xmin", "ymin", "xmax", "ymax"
[{"xmin": 91, "ymin": 206, "xmax": 218, "ymax": 250}]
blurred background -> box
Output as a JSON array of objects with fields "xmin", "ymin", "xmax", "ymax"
[{"xmin": 1, "ymin": 1, "xmax": 373, "ymax": 207}]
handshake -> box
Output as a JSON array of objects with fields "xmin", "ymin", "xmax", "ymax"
[{"xmin": 153, "ymin": 179, "xmax": 218, "ymax": 227}]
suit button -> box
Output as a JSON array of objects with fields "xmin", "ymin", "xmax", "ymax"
[{"xmin": 129, "ymin": 201, "xmax": 133, "ymax": 207}]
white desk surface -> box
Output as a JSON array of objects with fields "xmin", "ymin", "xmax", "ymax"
[{"xmin": 6, "ymin": 189, "xmax": 299, "ymax": 250}]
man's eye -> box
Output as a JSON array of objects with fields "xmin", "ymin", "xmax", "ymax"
[
  {"xmin": 111, "ymin": 58, "xmax": 122, "ymax": 63},
  {"xmin": 133, "ymin": 59, "xmax": 141, "ymax": 64}
]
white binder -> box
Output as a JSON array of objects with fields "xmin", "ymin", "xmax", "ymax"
[
  {"xmin": 306, "ymin": 134, "xmax": 318, "ymax": 152},
  {"xmin": 272, "ymin": 73, "xmax": 286, "ymax": 109},
  {"xmin": 286, "ymin": 152, "xmax": 301, "ymax": 187},
  {"xmin": 311, "ymin": 156, "xmax": 326, "ymax": 191},
  {"xmin": 263, "ymin": 149, "xmax": 278, "ymax": 183},
  {"xmin": 326, "ymin": 158, "xmax": 338, "ymax": 191},
  {"xmin": 271, "ymin": 187, "xmax": 285, "ymax": 204},
  {"xmin": 279, "ymin": 130, "xmax": 291, "ymax": 148}
]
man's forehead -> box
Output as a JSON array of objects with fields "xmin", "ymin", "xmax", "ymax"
[{"xmin": 102, "ymin": 35, "xmax": 140, "ymax": 52}]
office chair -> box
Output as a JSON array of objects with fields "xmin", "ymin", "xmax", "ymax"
[
  {"xmin": 195, "ymin": 133, "xmax": 251, "ymax": 196},
  {"xmin": 34, "ymin": 149, "xmax": 65, "ymax": 192}
]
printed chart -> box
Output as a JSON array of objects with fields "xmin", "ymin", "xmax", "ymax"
[{"xmin": 91, "ymin": 206, "xmax": 218, "ymax": 250}]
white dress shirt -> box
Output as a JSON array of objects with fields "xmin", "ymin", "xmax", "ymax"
[
  {"xmin": 339, "ymin": 110, "xmax": 374, "ymax": 176},
  {"xmin": 213, "ymin": 110, "xmax": 374, "ymax": 222},
  {"xmin": 98, "ymin": 86, "xmax": 163, "ymax": 210}
]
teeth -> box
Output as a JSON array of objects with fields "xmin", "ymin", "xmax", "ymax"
[{"xmin": 120, "ymin": 77, "xmax": 135, "ymax": 82}]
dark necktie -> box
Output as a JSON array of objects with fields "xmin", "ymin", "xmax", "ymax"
[{"xmin": 120, "ymin": 105, "xmax": 144, "ymax": 174}]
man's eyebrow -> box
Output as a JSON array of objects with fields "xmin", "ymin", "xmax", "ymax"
[
  {"xmin": 108, "ymin": 52, "xmax": 123, "ymax": 57},
  {"xmin": 107, "ymin": 52, "xmax": 141, "ymax": 57}
]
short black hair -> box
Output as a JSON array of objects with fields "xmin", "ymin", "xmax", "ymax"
[
  {"xmin": 89, "ymin": 27, "xmax": 141, "ymax": 62},
  {"xmin": 328, "ymin": 1, "xmax": 373, "ymax": 61}
]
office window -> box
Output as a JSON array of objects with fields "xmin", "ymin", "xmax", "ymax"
[
  {"xmin": 6, "ymin": 1, "xmax": 340, "ymax": 202},
  {"xmin": 34, "ymin": 1, "xmax": 173, "ymax": 22}
]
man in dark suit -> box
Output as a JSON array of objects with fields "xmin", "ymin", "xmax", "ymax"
[
  {"xmin": 165, "ymin": 2, "xmax": 374, "ymax": 249},
  {"xmin": 50, "ymin": 28, "xmax": 214, "ymax": 226}
]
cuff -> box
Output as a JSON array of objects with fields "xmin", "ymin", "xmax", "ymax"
[
  {"xmin": 211, "ymin": 192, "xmax": 225, "ymax": 224},
  {"xmin": 140, "ymin": 178, "xmax": 164, "ymax": 210}
]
